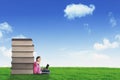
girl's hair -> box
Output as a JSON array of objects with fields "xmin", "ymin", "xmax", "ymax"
[{"xmin": 36, "ymin": 56, "xmax": 41, "ymax": 61}]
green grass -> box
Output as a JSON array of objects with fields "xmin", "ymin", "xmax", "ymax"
[{"xmin": 0, "ymin": 67, "xmax": 120, "ymax": 80}]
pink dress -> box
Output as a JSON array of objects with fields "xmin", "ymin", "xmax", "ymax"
[{"xmin": 33, "ymin": 62, "xmax": 42, "ymax": 74}]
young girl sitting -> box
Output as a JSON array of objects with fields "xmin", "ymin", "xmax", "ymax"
[{"xmin": 33, "ymin": 56, "xmax": 50, "ymax": 74}]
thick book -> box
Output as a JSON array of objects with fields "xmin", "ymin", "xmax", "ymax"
[
  {"xmin": 12, "ymin": 57, "xmax": 34, "ymax": 63},
  {"xmin": 12, "ymin": 63, "xmax": 33, "ymax": 69},
  {"xmin": 11, "ymin": 69, "xmax": 33, "ymax": 74},
  {"xmin": 12, "ymin": 46, "xmax": 34, "ymax": 51},
  {"xmin": 12, "ymin": 51, "xmax": 33, "ymax": 57},
  {"xmin": 12, "ymin": 38, "xmax": 33, "ymax": 46}
]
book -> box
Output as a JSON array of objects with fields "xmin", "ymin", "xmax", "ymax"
[
  {"xmin": 12, "ymin": 38, "xmax": 33, "ymax": 46},
  {"xmin": 12, "ymin": 53, "xmax": 33, "ymax": 57},
  {"xmin": 12, "ymin": 46, "xmax": 34, "ymax": 51},
  {"xmin": 12, "ymin": 57, "xmax": 34, "ymax": 63},
  {"xmin": 11, "ymin": 69, "xmax": 33, "ymax": 74},
  {"xmin": 12, "ymin": 51, "xmax": 33, "ymax": 57},
  {"xmin": 12, "ymin": 63, "xmax": 33, "ymax": 69}
]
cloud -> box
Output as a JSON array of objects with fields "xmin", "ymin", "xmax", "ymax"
[
  {"xmin": 94, "ymin": 38, "xmax": 119, "ymax": 50},
  {"xmin": 12, "ymin": 34, "xmax": 27, "ymax": 38},
  {"xmin": 83, "ymin": 23, "xmax": 89, "ymax": 27},
  {"xmin": 58, "ymin": 48, "xmax": 68, "ymax": 51},
  {"xmin": 93, "ymin": 53, "xmax": 110, "ymax": 60},
  {"xmin": 0, "ymin": 46, "xmax": 11, "ymax": 57},
  {"xmin": 0, "ymin": 31, "xmax": 3, "ymax": 39},
  {"xmin": 64, "ymin": 3, "xmax": 95, "ymax": 19},
  {"xmin": 42, "ymin": 35, "xmax": 120, "ymax": 67},
  {"xmin": 0, "ymin": 22, "xmax": 12, "ymax": 39},
  {"xmin": 115, "ymin": 34, "xmax": 120, "ymax": 40},
  {"xmin": 83, "ymin": 23, "xmax": 91, "ymax": 33},
  {"xmin": 108, "ymin": 12, "xmax": 117, "ymax": 27},
  {"xmin": 49, "ymin": 50, "xmax": 113, "ymax": 67},
  {"xmin": 110, "ymin": 17, "xmax": 117, "ymax": 27},
  {"xmin": 68, "ymin": 50, "xmax": 110, "ymax": 60},
  {"xmin": 0, "ymin": 22, "xmax": 12, "ymax": 32}
]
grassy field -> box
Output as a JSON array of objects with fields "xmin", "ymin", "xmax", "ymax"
[{"xmin": 0, "ymin": 67, "xmax": 120, "ymax": 80}]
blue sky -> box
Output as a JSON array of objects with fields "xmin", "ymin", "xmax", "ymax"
[{"xmin": 0, "ymin": 0, "xmax": 120, "ymax": 67}]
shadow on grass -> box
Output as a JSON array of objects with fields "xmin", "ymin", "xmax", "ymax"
[{"xmin": 8, "ymin": 74, "xmax": 50, "ymax": 80}]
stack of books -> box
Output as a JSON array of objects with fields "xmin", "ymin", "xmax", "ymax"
[{"xmin": 11, "ymin": 38, "xmax": 34, "ymax": 74}]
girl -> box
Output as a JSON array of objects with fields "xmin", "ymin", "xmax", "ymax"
[{"xmin": 33, "ymin": 56, "xmax": 50, "ymax": 74}]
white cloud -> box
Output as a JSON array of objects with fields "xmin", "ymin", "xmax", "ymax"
[
  {"xmin": 115, "ymin": 34, "xmax": 120, "ymax": 40},
  {"xmin": 0, "ymin": 46, "xmax": 11, "ymax": 57},
  {"xmin": 58, "ymin": 48, "xmax": 68, "ymax": 51},
  {"xmin": 48, "ymin": 50, "xmax": 114, "ymax": 67},
  {"xmin": 110, "ymin": 17, "xmax": 117, "ymax": 27},
  {"xmin": 0, "ymin": 22, "xmax": 12, "ymax": 32},
  {"xmin": 108, "ymin": 12, "xmax": 117, "ymax": 27},
  {"xmin": 83, "ymin": 23, "xmax": 89, "ymax": 27},
  {"xmin": 0, "ymin": 22, "xmax": 12, "ymax": 39},
  {"xmin": 64, "ymin": 3, "xmax": 95, "ymax": 19},
  {"xmin": 93, "ymin": 53, "xmax": 110, "ymax": 60},
  {"xmin": 83, "ymin": 23, "xmax": 91, "ymax": 33},
  {"xmin": 94, "ymin": 38, "xmax": 119, "ymax": 50},
  {"xmin": 12, "ymin": 34, "xmax": 27, "ymax": 38},
  {"xmin": 36, "ymin": 35, "xmax": 120, "ymax": 67},
  {"xmin": 0, "ymin": 31, "xmax": 3, "ymax": 39},
  {"xmin": 68, "ymin": 50, "xmax": 110, "ymax": 60}
]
